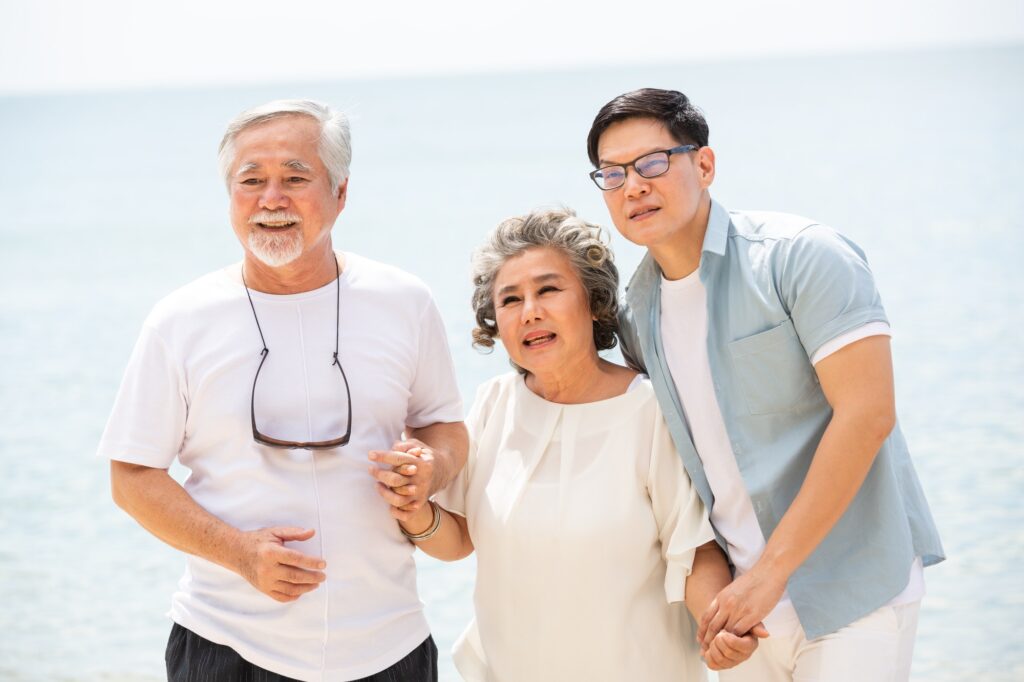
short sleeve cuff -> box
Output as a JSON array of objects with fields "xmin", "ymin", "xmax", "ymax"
[
  {"xmin": 663, "ymin": 523, "xmax": 715, "ymax": 604},
  {"xmin": 801, "ymin": 306, "xmax": 889, "ymax": 360},
  {"xmin": 97, "ymin": 440, "xmax": 178, "ymax": 468},
  {"xmin": 664, "ymin": 552, "xmax": 696, "ymax": 603},
  {"xmin": 405, "ymin": 409, "xmax": 466, "ymax": 430},
  {"xmin": 811, "ymin": 321, "xmax": 892, "ymax": 365}
]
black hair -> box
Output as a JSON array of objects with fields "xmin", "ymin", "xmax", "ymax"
[{"xmin": 587, "ymin": 88, "xmax": 709, "ymax": 167}]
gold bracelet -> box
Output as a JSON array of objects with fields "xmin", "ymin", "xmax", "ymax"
[{"xmin": 400, "ymin": 501, "xmax": 442, "ymax": 542}]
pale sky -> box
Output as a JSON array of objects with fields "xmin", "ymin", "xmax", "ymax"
[{"xmin": 1, "ymin": 0, "xmax": 1021, "ymax": 94}]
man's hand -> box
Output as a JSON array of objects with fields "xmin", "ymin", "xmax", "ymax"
[
  {"xmin": 235, "ymin": 527, "xmax": 327, "ymax": 603},
  {"xmin": 698, "ymin": 568, "xmax": 785, "ymax": 649},
  {"xmin": 368, "ymin": 439, "xmax": 435, "ymax": 519},
  {"xmin": 702, "ymin": 626, "xmax": 768, "ymax": 670},
  {"xmin": 111, "ymin": 463, "xmax": 328, "ymax": 604}
]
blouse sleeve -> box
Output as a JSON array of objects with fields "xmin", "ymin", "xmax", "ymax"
[{"xmin": 647, "ymin": 412, "xmax": 716, "ymax": 603}]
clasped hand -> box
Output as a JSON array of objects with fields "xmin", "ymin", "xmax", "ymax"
[
  {"xmin": 698, "ymin": 567, "xmax": 785, "ymax": 669},
  {"xmin": 368, "ymin": 438, "xmax": 436, "ymax": 523}
]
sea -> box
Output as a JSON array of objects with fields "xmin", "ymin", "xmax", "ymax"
[{"xmin": 1, "ymin": 44, "xmax": 1021, "ymax": 681}]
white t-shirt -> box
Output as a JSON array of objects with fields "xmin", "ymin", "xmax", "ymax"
[
  {"xmin": 98, "ymin": 252, "xmax": 463, "ymax": 681},
  {"xmin": 437, "ymin": 373, "xmax": 715, "ymax": 682},
  {"xmin": 659, "ymin": 270, "xmax": 923, "ymax": 636}
]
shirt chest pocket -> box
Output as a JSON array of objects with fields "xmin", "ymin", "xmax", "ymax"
[{"xmin": 727, "ymin": 318, "xmax": 821, "ymax": 415}]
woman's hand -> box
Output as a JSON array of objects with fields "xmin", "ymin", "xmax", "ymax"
[
  {"xmin": 368, "ymin": 440, "xmax": 435, "ymax": 522},
  {"xmin": 702, "ymin": 626, "xmax": 767, "ymax": 670}
]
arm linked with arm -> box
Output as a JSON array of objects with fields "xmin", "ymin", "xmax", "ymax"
[
  {"xmin": 369, "ymin": 421, "xmax": 473, "ymax": 560},
  {"xmin": 407, "ymin": 420, "xmax": 469, "ymax": 496},
  {"xmin": 369, "ymin": 421, "xmax": 468, "ymax": 515}
]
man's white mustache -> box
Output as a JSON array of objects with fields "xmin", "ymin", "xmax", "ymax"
[{"xmin": 249, "ymin": 211, "xmax": 302, "ymax": 225}]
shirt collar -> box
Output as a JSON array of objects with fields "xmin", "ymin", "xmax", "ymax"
[
  {"xmin": 702, "ymin": 198, "xmax": 730, "ymax": 257},
  {"xmin": 626, "ymin": 197, "xmax": 731, "ymax": 300}
]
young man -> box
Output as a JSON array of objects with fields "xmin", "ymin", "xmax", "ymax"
[
  {"xmin": 101, "ymin": 100, "xmax": 467, "ymax": 681},
  {"xmin": 588, "ymin": 88, "xmax": 943, "ymax": 680}
]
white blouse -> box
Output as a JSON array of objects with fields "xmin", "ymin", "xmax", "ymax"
[{"xmin": 437, "ymin": 373, "xmax": 715, "ymax": 682}]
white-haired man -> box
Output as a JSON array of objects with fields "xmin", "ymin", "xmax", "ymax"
[{"xmin": 100, "ymin": 100, "xmax": 467, "ymax": 681}]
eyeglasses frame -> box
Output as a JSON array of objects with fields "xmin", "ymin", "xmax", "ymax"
[{"xmin": 589, "ymin": 144, "xmax": 700, "ymax": 191}]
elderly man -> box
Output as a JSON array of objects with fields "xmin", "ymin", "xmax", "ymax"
[
  {"xmin": 100, "ymin": 100, "xmax": 467, "ymax": 682},
  {"xmin": 587, "ymin": 88, "xmax": 944, "ymax": 681}
]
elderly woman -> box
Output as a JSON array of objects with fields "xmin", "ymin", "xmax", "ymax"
[{"xmin": 372, "ymin": 208, "xmax": 763, "ymax": 681}]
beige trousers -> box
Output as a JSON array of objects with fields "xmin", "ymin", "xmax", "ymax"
[{"xmin": 718, "ymin": 601, "xmax": 921, "ymax": 682}]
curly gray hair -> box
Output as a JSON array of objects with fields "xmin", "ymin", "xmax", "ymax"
[{"xmin": 471, "ymin": 207, "xmax": 619, "ymax": 358}]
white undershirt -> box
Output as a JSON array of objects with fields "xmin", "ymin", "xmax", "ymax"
[{"xmin": 659, "ymin": 269, "xmax": 923, "ymax": 635}]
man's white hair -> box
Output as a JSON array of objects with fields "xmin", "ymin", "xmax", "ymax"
[{"xmin": 218, "ymin": 99, "xmax": 352, "ymax": 192}]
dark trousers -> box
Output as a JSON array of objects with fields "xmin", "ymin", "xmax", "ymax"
[{"xmin": 166, "ymin": 623, "xmax": 438, "ymax": 682}]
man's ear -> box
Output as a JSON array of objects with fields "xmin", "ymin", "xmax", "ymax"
[
  {"xmin": 697, "ymin": 146, "xmax": 716, "ymax": 189},
  {"xmin": 336, "ymin": 178, "xmax": 349, "ymax": 209}
]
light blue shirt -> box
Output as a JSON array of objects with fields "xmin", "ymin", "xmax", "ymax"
[{"xmin": 619, "ymin": 199, "xmax": 944, "ymax": 639}]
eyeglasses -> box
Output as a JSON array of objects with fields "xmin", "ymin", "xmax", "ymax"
[
  {"xmin": 242, "ymin": 257, "xmax": 352, "ymax": 450},
  {"xmin": 589, "ymin": 144, "xmax": 699, "ymax": 190}
]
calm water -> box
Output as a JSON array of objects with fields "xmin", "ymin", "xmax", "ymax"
[{"xmin": 1, "ymin": 45, "xmax": 1022, "ymax": 681}]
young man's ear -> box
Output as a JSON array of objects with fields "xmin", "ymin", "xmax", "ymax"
[{"xmin": 697, "ymin": 146, "xmax": 716, "ymax": 190}]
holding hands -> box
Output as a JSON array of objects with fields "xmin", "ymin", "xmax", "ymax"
[
  {"xmin": 702, "ymin": 625, "xmax": 768, "ymax": 671},
  {"xmin": 699, "ymin": 566, "xmax": 785, "ymax": 647},
  {"xmin": 369, "ymin": 439, "xmax": 437, "ymax": 523},
  {"xmin": 697, "ymin": 565, "xmax": 785, "ymax": 670}
]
